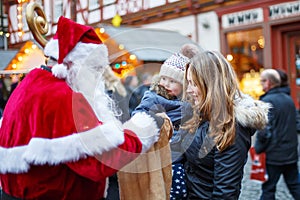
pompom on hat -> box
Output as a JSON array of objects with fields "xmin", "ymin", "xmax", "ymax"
[
  {"xmin": 159, "ymin": 53, "xmax": 189, "ymax": 84},
  {"xmin": 44, "ymin": 16, "xmax": 108, "ymax": 78},
  {"xmin": 180, "ymin": 43, "xmax": 202, "ymax": 59}
]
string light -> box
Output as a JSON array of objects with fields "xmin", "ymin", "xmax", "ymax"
[
  {"xmin": 17, "ymin": 0, "xmax": 23, "ymax": 37},
  {"xmin": 16, "ymin": 0, "xmax": 29, "ymax": 39}
]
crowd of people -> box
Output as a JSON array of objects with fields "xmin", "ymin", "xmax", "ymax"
[{"xmin": 0, "ymin": 16, "xmax": 299, "ymax": 200}]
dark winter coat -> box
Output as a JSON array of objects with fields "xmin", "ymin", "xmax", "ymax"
[
  {"xmin": 181, "ymin": 94, "xmax": 270, "ymax": 199},
  {"xmin": 255, "ymin": 87, "xmax": 299, "ymax": 165}
]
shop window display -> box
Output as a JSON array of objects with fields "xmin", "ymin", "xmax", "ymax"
[{"xmin": 226, "ymin": 28, "xmax": 264, "ymax": 99}]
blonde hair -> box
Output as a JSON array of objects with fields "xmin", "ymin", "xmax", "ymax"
[{"xmin": 183, "ymin": 50, "xmax": 241, "ymax": 151}]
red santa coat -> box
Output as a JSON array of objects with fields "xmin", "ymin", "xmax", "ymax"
[{"xmin": 0, "ymin": 68, "xmax": 151, "ymax": 199}]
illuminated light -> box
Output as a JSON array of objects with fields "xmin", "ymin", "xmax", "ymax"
[
  {"xmin": 24, "ymin": 49, "xmax": 30, "ymax": 54},
  {"xmin": 17, "ymin": 6, "xmax": 22, "ymax": 11},
  {"xmin": 18, "ymin": 23, "xmax": 23, "ymax": 29},
  {"xmin": 239, "ymin": 69, "xmax": 264, "ymax": 99},
  {"xmin": 119, "ymin": 44, "xmax": 124, "ymax": 50},
  {"xmin": 12, "ymin": 64, "xmax": 17, "ymax": 69},
  {"xmin": 18, "ymin": 31, "xmax": 23, "ymax": 36},
  {"xmin": 121, "ymin": 61, "xmax": 127, "ymax": 66},
  {"xmin": 32, "ymin": 44, "xmax": 37, "ymax": 49},
  {"xmin": 226, "ymin": 54, "xmax": 233, "ymax": 61},
  {"xmin": 99, "ymin": 28, "xmax": 105, "ymax": 33},
  {"xmin": 17, "ymin": 15, "xmax": 22, "ymax": 19},
  {"xmin": 17, "ymin": 0, "xmax": 21, "ymax": 3},
  {"xmin": 129, "ymin": 54, "xmax": 136, "ymax": 60},
  {"xmin": 251, "ymin": 45, "xmax": 257, "ymax": 51},
  {"xmin": 115, "ymin": 63, "xmax": 121, "ymax": 69},
  {"xmin": 0, "ymin": 31, "xmax": 3, "ymax": 35},
  {"xmin": 5, "ymin": 33, "xmax": 10, "ymax": 37},
  {"xmin": 112, "ymin": 14, "xmax": 122, "ymax": 27},
  {"xmin": 18, "ymin": 56, "xmax": 23, "ymax": 61},
  {"xmin": 258, "ymin": 36, "xmax": 265, "ymax": 48}
]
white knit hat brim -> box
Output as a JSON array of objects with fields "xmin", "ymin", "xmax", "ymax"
[{"xmin": 159, "ymin": 64, "xmax": 184, "ymax": 84}]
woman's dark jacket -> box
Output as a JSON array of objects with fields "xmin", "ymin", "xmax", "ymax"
[{"xmin": 181, "ymin": 94, "xmax": 270, "ymax": 199}]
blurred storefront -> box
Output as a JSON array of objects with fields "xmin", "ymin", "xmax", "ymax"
[
  {"xmin": 95, "ymin": 24, "xmax": 199, "ymax": 78},
  {"xmin": 217, "ymin": 0, "xmax": 300, "ymax": 107},
  {"xmin": 0, "ymin": 40, "xmax": 44, "ymax": 96},
  {"xmin": 3, "ymin": 0, "xmax": 300, "ymax": 104}
]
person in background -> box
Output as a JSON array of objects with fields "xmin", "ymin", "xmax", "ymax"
[
  {"xmin": 102, "ymin": 65, "xmax": 128, "ymax": 200},
  {"xmin": 135, "ymin": 73, "xmax": 153, "ymax": 104},
  {"xmin": 182, "ymin": 50, "xmax": 270, "ymax": 199},
  {"xmin": 276, "ymin": 69, "xmax": 300, "ymax": 135},
  {"xmin": 0, "ymin": 78, "xmax": 8, "ymax": 118},
  {"xmin": 276, "ymin": 69, "xmax": 290, "ymax": 94},
  {"xmin": 0, "ymin": 16, "xmax": 164, "ymax": 200},
  {"xmin": 103, "ymin": 65, "xmax": 130, "ymax": 123},
  {"xmin": 133, "ymin": 52, "xmax": 192, "ymax": 200},
  {"xmin": 255, "ymin": 69, "xmax": 300, "ymax": 200},
  {"xmin": 124, "ymin": 75, "xmax": 140, "ymax": 115}
]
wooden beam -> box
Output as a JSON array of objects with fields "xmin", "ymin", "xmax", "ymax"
[{"xmin": 101, "ymin": 0, "xmax": 248, "ymax": 26}]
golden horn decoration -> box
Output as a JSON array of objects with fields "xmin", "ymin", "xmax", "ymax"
[{"xmin": 26, "ymin": 2, "xmax": 49, "ymax": 48}]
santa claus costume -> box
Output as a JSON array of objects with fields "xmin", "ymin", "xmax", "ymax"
[{"xmin": 0, "ymin": 16, "xmax": 161, "ymax": 200}]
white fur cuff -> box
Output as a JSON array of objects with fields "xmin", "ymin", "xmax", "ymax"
[
  {"xmin": 52, "ymin": 63, "xmax": 68, "ymax": 79},
  {"xmin": 24, "ymin": 122, "xmax": 125, "ymax": 166},
  {"xmin": 79, "ymin": 120, "xmax": 124, "ymax": 155},
  {"xmin": 0, "ymin": 146, "xmax": 29, "ymax": 173},
  {"xmin": 123, "ymin": 112, "xmax": 159, "ymax": 153}
]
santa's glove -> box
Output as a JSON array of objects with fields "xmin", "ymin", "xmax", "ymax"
[
  {"xmin": 23, "ymin": 120, "xmax": 125, "ymax": 166},
  {"xmin": 123, "ymin": 112, "xmax": 161, "ymax": 153},
  {"xmin": 0, "ymin": 145, "xmax": 30, "ymax": 173}
]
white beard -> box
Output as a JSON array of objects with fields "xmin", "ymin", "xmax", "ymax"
[{"xmin": 66, "ymin": 62, "xmax": 120, "ymax": 123}]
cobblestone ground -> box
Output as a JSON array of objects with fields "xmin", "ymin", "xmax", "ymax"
[{"xmin": 239, "ymin": 134, "xmax": 300, "ymax": 200}]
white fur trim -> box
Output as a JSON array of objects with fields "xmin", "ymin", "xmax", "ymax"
[
  {"xmin": 23, "ymin": 135, "xmax": 85, "ymax": 165},
  {"xmin": 234, "ymin": 93, "xmax": 271, "ymax": 129},
  {"xmin": 123, "ymin": 112, "xmax": 159, "ymax": 153},
  {"xmin": 23, "ymin": 122, "xmax": 124, "ymax": 165},
  {"xmin": 44, "ymin": 39, "xmax": 59, "ymax": 60},
  {"xmin": 64, "ymin": 43, "xmax": 109, "ymax": 69},
  {"xmin": 0, "ymin": 146, "xmax": 29, "ymax": 173},
  {"xmin": 79, "ymin": 120, "xmax": 124, "ymax": 155},
  {"xmin": 52, "ymin": 63, "xmax": 68, "ymax": 79},
  {"xmin": 44, "ymin": 39, "xmax": 109, "ymax": 71}
]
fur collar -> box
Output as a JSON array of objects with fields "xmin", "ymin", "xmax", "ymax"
[{"xmin": 234, "ymin": 93, "xmax": 271, "ymax": 130}]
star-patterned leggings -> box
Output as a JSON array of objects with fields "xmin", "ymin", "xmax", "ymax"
[{"xmin": 170, "ymin": 163, "xmax": 187, "ymax": 200}]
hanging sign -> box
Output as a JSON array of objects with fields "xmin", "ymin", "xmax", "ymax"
[
  {"xmin": 269, "ymin": 1, "xmax": 300, "ymax": 20},
  {"xmin": 222, "ymin": 8, "xmax": 263, "ymax": 29}
]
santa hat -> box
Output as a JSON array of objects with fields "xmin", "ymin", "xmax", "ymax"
[
  {"xmin": 159, "ymin": 53, "xmax": 189, "ymax": 84},
  {"xmin": 44, "ymin": 16, "xmax": 108, "ymax": 79}
]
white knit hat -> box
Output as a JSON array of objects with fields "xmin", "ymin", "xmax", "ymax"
[{"xmin": 159, "ymin": 53, "xmax": 189, "ymax": 84}]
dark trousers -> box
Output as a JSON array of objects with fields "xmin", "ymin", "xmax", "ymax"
[
  {"xmin": 105, "ymin": 173, "xmax": 120, "ymax": 200},
  {"xmin": 260, "ymin": 163, "xmax": 300, "ymax": 200}
]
